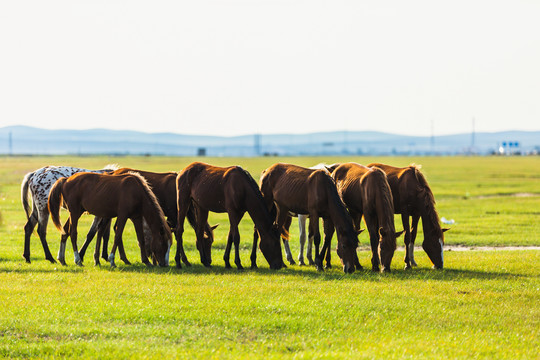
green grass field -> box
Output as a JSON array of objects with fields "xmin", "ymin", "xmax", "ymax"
[{"xmin": 0, "ymin": 156, "xmax": 539, "ymax": 359}]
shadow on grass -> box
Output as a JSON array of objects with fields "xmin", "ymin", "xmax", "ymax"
[{"xmin": 1, "ymin": 257, "xmax": 532, "ymax": 282}]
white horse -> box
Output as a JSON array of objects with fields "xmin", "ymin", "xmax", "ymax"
[
  {"xmin": 281, "ymin": 164, "xmax": 341, "ymax": 266},
  {"xmin": 21, "ymin": 165, "xmax": 117, "ymax": 264}
]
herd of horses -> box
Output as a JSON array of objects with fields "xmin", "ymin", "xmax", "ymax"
[{"xmin": 21, "ymin": 161, "xmax": 449, "ymax": 273}]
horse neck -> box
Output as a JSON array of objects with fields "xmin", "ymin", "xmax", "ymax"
[
  {"xmin": 325, "ymin": 186, "xmax": 355, "ymax": 236},
  {"xmin": 375, "ymin": 192, "xmax": 396, "ymax": 233},
  {"xmin": 240, "ymin": 180, "xmax": 274, "ymax": 234},
  {"xmin": 417, "ymin": 189, "xmax": 442, "ymax": 238}
]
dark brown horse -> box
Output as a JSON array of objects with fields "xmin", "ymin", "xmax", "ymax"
[
  {"xmin": 330, "ymin": 163, "xmax": 403, "ymax": 272},
  {"xmin": 48, "ymin": 172, "xmax": 172, "ymax": 267},
  {"xmin": 368, "ymin": 163, "xmax": 448, "ymax": 269},
  {"xmin": 257, "ymin": 163, "xmax": 359, "ymax": 273},
  {"xmin": 78, "ymin": 168, "xmax": 216, "ymax": 268},
  {"xmin": 176, "ymin": 162, "xmax": 284, "ymax": 270}
]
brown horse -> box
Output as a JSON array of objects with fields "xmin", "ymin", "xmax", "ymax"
[
  {"xmin": 257, "ymin": 163, "xmax": 359, "ymax": 273},
  {"xmin": 176, "ymin": 162, "xmax": 284, "ymax": 270},
  {"xmin": 78, "ymin": 168, "xmax": 216, "ymax": 268},
  {"xmin": 368, "ymin": 163, "xmax": 448, "ymax": 269},
  {"xmin": 48, "ymin": 172, "xmax": 172, "ymax": 267},
  {"xmin": 329, "ymin": 163, "xmax": 403, "ymax": 272}
]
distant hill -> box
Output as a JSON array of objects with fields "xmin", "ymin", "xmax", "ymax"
[{"xmin": 0, "ymin": 125, "xmax": 538, "ymax": 156}]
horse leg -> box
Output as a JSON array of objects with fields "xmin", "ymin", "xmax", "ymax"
[
  {"xmin": 109, "ymin": 216, "xmax": 127, "ymax": 268},
  {"xmin": 322, "ymin": 218, "xmax": 334, "ymax": 269},
  {"xmin": 227, "ymin": 211, "xmax": 245, "ymax": 270},
  {"xmin": 297, "ymin": 214, "xmax": 308, "ymax": 265},
  {"xmin": 175, "ymin": 192, "xmax": 192, "ymax": 269},
  {"xmin": 68, "ymin": 215, "xmax": 83, "ymax": 266},
  {"xmin": 93, "ymin": 218, "xmax": 111, "ymax": 266},
  {"xmin": 79, "ymin": 216, "xmax": 101, "ymax": 263},
  {"xmin": 250, "ymin": 227, "xmax": 259, "ymax": 269},
  {"xmin": 282, "ymin": 215, "xmax": 295, "ymax": 265},
  {"xmin": 23, "ymin": 209, "xmax": 39, "ymax": 263},
  {"xmin": 351, "ymin": 211, "xmax": 363, "ymax": 270},
  {"xmin": 309, "ymin": 215, "xmax": 323, "ymax": 271},
  {"xmin": 101, "ymin": 219, "xmax": 112, "ymax": 262},
  {"xmin": 57, "ymin": 219, "xmax": 70, "ymax": 266},
  {"xmin": 409, "ymin": 214, "xmax": 420, "ymax": 267},
  {"xmin": 401, "ymin": 213, "xmax": 413, "ymax": 269},
  {"xmin": 364, "ymin": 213, "xmax": 380, "ymax": 272},
  {"xmin": 36, "ymin": 214, "xmax": 56, "ymax": 263},
  {"xmin": 132, "ymin": 217, "xmax": 152, "ymax": 267}
]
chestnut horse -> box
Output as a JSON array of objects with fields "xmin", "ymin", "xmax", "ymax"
[
  {"xmin": 48, "ymin": 172, "xmax": 172, "ymax": 267},
  {"xmin": 176, "ymin": 162, "xmax": 284, "ymax": 270},
  {"xmin": 257, "ymin": 163, "xmax": 359, "ymax": 273},
  {"xmin": 329, "ymin": 163, "xmax": 403, "ymax": 272},
  {"xmin": 78, "ymin": 168, "xmax": 216, "ymax": 268},
  {"xmin": 21, "ymin": 165, "xmax": 116, "ymax": 263},
  {"xmin": 368, "ymin": 163, "xmax": 448, "ymax": 269}
]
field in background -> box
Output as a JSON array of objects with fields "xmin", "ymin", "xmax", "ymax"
[{"xmin": 0, "ymin": 156, "xmax": 539, "ymax": 359}]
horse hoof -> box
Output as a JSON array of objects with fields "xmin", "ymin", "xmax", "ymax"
[
  {"xmin": 184, "ymin": 261, "xmax": 192, "ymax": 267},
  {"xmin": 236, "ymin": 264, "xmax": 244, "ymax": 270},
  {"xmin": 122, "ymin": 259, "xmax": 132, "ymax": 265},
  {"xmin": 404, "ymin": 264, "xmax": 412, "ymax": 270},
  {"xmin": 250, "ymin": 263, "xmax": 258, "ymax": 270},
  {"xmin": 94, "ymin": 261, "xmax": 101, "ymax": 266},
  {"xmin": 371, "ymin": 267, "xmax": 379, "ymax": 272},
  {"xmin": 355, "ymin": 264, "xmax": 363, "ymax": 271},
  {"xmin": 324, "ymin": 264, "xmax": 332, "ymax": 270},
  {"xmin": 175, "ymin": 263, "xmax": 182, "ymax": 269},
  {"xmin": 287, "ymin": 259, "xmax": 296, "ymax": 265},
  {"xmin": 225, "ymin": 264, "xmax": 232, "ymax": 269},
  {"xmin": 47, "ymin": 258, "xmax": 56, "ymax": 264}
]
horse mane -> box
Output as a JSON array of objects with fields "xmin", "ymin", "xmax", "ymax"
[
  {"xmin": 127, "ymin": 172, "xmax": 171, "ymax": 240},
  {"xmin": 409, "ymin": 164, "xmax": 444, "ymax": 242},
  {"xmin": 102, "ymin": 164, "xmax": 120, "ymax": 172},
  {"xmin": 363, "ymin": 167, "xmax": 396, "ymax": 231},
  {"xmin": 320, "ymin": 170, "xmax": 358, "ymax": 247}
]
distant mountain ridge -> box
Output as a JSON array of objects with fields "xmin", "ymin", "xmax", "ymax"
[{"xmin": 1, "ymin": 125, "xmax": 538, "ymax": 156}]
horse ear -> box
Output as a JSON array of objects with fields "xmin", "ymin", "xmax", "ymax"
[
  {"xmin": 395, "ymin": 230, "xmax": 405, "ymax": 238},
  {"xmin": 357, "ymin": 229, "xmax": 365, "ymax": 235},
  {"xmin": 442, "ymin": 228, "xmax": 450, "ymax": 232},
  {"xmin": 211, "ymin": 224, "xmax": 219, "ymax": 231},
  {"xmin": 378, "ymin": 227, "xmax": 386, "ymax": 237}
]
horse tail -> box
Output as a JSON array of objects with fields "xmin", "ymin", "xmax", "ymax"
[
  {"xmin": 21, "ymin": 171, "xmax": 34, "ymax": 220},
  {"xmin": 48, "ymin": 177, "xmax": 67, "ymax": 233}
]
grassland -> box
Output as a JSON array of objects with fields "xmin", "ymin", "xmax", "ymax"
[{"xmin": 0, "ymin": 156, "xmax": 539, "ymax": 359}]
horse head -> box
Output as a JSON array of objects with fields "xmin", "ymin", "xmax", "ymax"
[
  {"xmin": 422, "ymin": 227, "xmax": 449, "ymax": 269},
  {"xmin": 259, "ymin": 226, "xmax": 285, "ymax": 270},
  {"xmin": 197, "ymin": 224, "xmax": 218, "ymax": 267},
  {"xmin": 377, "ymin": 227, "xmax": 403, "ymax": 272},
  {"xmin": 336, "ymin": 229, "xmax": 359, "ymax": 274}
]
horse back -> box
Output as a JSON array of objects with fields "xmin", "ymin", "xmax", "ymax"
[
  {"xmin": 331, "ymin": 162, "xmax": 370, "ymax": 214},
  {"xmin": 113, "ymin": 168, "xmax": 177, "ymax": 218},
  {"xmin": 261, "ymin": 163, "xmax": 312, "ymax": 214}
]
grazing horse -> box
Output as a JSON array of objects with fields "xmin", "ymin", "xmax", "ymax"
[
  {"xmin": 280, "ymin": 164, "xmax": 341, "ymax": 266},
  {"xmin": 330, "ymin": 163, "xmax": 403, "ymax": 272},
  {"xmin": 257, "ymin": 163, "xmax": 359, "ymax": 273},
  {"xmin": 21, "ymin": 165, "xmax": 116, "ymax": 263},
  {"xmin": 176, "ymin": 162, "xmax": 284, "ymax": 270},
  {"xmin": 78, "ymin": 168, "xmax": 217, "ymax": 268},
  {"xmin": 367, "ymin": 163, "xmax": 448, "ymax": 269},
  {"xmin": 48, "ymin": 172, "xmax": 172, "ymax": 267}
]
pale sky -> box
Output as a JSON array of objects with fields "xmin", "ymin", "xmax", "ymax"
[{"xmin": 1, "ymin": 1, "xmax": 539, "ymax": 137}]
